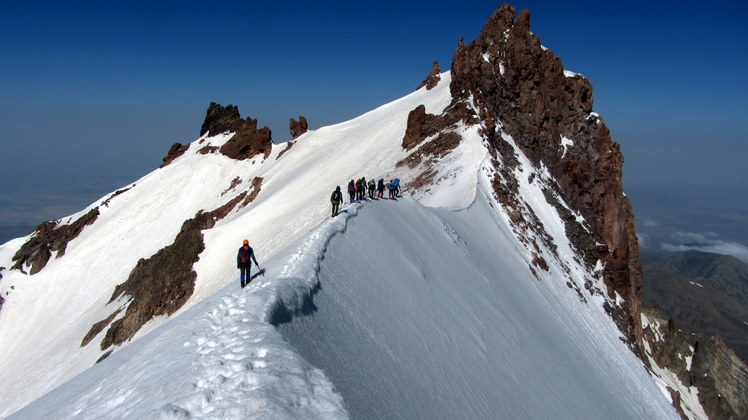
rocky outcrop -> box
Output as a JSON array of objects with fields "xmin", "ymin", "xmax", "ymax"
[
  {"xmin": 276, "ymin": 141, "xmax": 295, "ymax": 160},
  {"xmin": 91, "ymin": 178, "xmax": 263, "ymax": 350},
  {"xmin": 81, "ymin": 309, "xmax": 121, "ymax": 347},
  {"xmin": 99, "ymin": 213, "xmax": 206, "ymax": 350},
  {"xmin": 444, "ymin": 3, "xmax": 643, "ymax": 352},
  {"xmin": 417, "ymin": 61, "xmax": 442, "ymax": 90},
  {"xmin": 200, "ymin": 102, "xmax": 244, "ymax": 136},
  {"xmin": 200, "ymin": 102, "xmax": 273, "ymax": 161},
  {"xmin": 102, "ymin": 186, "xmax": 134, "ymax": 208},
  {"xmin": 289, "ymin": 116, "xmax": 308, "ymax": 139},
  {"xmin": 643, "ymin": 308, "xmax": 748, "ymax": 419},
  {"xmin": 402, "ymin": 105, "xmax": 445, "ymax": 151},
  {"xmin": 11, "ymin": 207, "xmax": 100, "ymax": 275},
  {"xmin": 401, "ymin": 100, "xmax": 477, "ymax": 151},
  {"xmin": 219, "ymin": 120, "xmax": 272, "ymax": 161},
  {"xmin": 160, "ymin": 142, "xmax": 190, "ymax": 168},
  {"xmin": 398, "ymin": 99, "xmax": 478, "ymax": 190}
]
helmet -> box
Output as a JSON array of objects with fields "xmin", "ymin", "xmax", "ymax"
[{"xmin": 243, "ymin": 239, "xmax": 249, "ymax": 245}]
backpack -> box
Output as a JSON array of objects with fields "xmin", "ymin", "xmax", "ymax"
[
  {"xmin": 239, "ymin": 245, "xmax": 252, "ymax": 264},
  {"xmin": 331, "ymin": 190, "xmax": 341, "ymax": 202}
]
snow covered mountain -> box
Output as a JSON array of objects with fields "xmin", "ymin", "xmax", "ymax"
[{"xmin": 0, "ymin": 4, "xmax": 712, "ymax": 419}]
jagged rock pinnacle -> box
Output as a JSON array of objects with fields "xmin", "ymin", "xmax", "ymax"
[
  {"xmin": 289, "ymin": 116, "xmax": 308, "ymax": 139},
  {"xmin": 200, "ymin": 102, "xmax": 243, "ymax": 137},
  {"xmin": 447, "ymin": 3, "xmax": 643, "ymax": 354},
  {"xmin": 199, "ymin": 102, "xmax": 273, "ymax": 161},
  {"xmin": 417, "ymin": 61, "xmax": 441, "ymax": 90}
]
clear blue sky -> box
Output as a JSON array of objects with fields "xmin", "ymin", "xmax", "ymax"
[{"xmin": 1, "ymin": 1, "xmax": 747, "ymax": 255}]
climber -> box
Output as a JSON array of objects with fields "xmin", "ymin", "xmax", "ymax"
[
  {"xmin": 237, "ymin": 239, "xmax": 260, "ymax": 288},
  {"xmin": 368, "ymin": 178, "xmax": 376, "ymax": 199},
  {"xmin": 348, "ymin": 179, "xmax": 356, "ymax": 203},
  {"xmin": 331, "ymin": 186, "xmax": 343, "ymax": 216}
]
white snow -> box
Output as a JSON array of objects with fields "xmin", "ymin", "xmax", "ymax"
[
  {"xmin": 0, "ymin": 70, "xmax": 680, "ymax": 419},
  {"xmin": 685, "ymin": 345, "xmax": 695, "ymax": 370},
  {"xmin": 561, "ymin": 135, "xmax": 574, "ymax": 158},
  {"xmin": 278, "ymin": 191, "xmax": 678, "ymax": 419},
  {"xmin": 563, "ymin": 70, "xmax": 579, "ymax": 78}
]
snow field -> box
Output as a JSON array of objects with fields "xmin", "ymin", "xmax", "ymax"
[
  {"xmin": 10, "ymin": 202, "xmax": 365, "ymax": 419},
  {"xmin": 278, "ymin": 191, "xmax": 678, "ymax": 419},
  {"xmin": 0, "ymin": 73, "xmax": 454, "ymax": 415}
]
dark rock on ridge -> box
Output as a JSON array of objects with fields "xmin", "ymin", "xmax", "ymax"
[
  {"xmin": 81, "ymin": 309, "xmax": 121, "ymax": 347},
  {"xmin": 289, "ymin": 116, "xmax": 308, "ymax": 139},
  {"xmin": 200, "ymin": 102, "xmax": 273, "ymax": 161},
  {"xmin": 99, "ymin": 214, "xmax": 205, "ymax": 350},
  {"xmin": 219, "ymin": 121, "xmax": 272, "ymax": 161},
  {"xmin": 102, "ymin": 186, "xmax": 134, "ymax": 208},
  {"xmin": 94, "ymin": 177, "xmax": 263, "ymax": 349},
  {"xmin": 398, "ymin": 100, "xmax": 478, "ymax": 191},
  {"xmin": 11, "ymin": 207, "xmax": 100, "ymax": 275},
  {"xmin": 160, "ymin": 142, "xmax": 190, "ymax": 168},
  {"xmin": 445, "ymin": 4, "xmax": 643, "ymax": 352},
  {"xmin": 200, "ymin": 102, "xmax": 243, "ymax": 136},
  {"xmin": 643, "ymin": 308, "xmax": 748, "ymax": 420},
  {"xmin": 417, "ymin": 61, "xmax": 442, "ymax": 90},
  {"xmin": 402, "ymin": 105, "xmax": 445, "ymax": 151},
  {"xmin": 428, "ymin": 7, "xmax": 748, "ymax": 417},
  {"xmin": 276, "ymin": 141, "xmax": 295, "ymax": 160},
  {"xmin": 401, "ymin": 101, "xmax": 477, "ymax": 153}
]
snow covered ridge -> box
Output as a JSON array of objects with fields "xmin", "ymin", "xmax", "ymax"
[
  {"xmin": 0, "ymin": 3, "xmax": 702, "ymax": 418},
  {"xmin": 9, "ymin": 204, "xmax": 363, "ymax": 419},
  {"xmin": 0, "ymin": 67, "xmax": 455, "ymax": 416}
]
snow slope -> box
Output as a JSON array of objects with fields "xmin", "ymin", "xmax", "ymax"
[
  {"xmin": 0, "ymin": 72, "xmax": 678, "ymax": 418},
  {"xmin": 0, "ymin": 74, "xmax": 450, "ymax": 415},
  {"xmin": 278, "ymin": 190, "xmax": 678, "ymax": 419},
  {"xmin": 10, "ymin": 192, "xmax": 678, "ymax": 419}
]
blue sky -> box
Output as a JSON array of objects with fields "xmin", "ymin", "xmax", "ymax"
[{"xmin": 1, "ymin": 1, "xmax": 747, "ymax": 257}]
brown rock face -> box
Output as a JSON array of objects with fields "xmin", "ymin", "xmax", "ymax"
[
  {"xmin": 11, "ymin": 207, "xmax": 100, "ymax": 275},
  {"xmin": 160, "ymin": 142, "xmax": 190, "ymax": 168},
  {"xmin": 402, "ymin": 105, "xmax": 443, "ymax": 150},
  {"xmin": 447, "ymin": 3, "xmax": 643, "ymax": 352},
  {"xmin": 289, "ymin": 116, "xmax": 308, "ymax": 139},
  {"xmin": 200, "ymin": 102, "xmax": 273, "ymax": 161},
  {"xmin": 199, "ymin": 102, "xmax": 243, "ymax": 136},
  {"xmin": 99, "ymin": 215, "xmax": 205, "ymax": 350},
  {"xmin": 219, "ymin": 119, "xmax": 272, "ymax": 161},
  {"xmin": 92, "ymin": 178, "xmax": 263, "ymax": 349},
  {"xmin": 417, "ymin": 61, "xmax": 442, "ymax": 90},
  {"xmin": 643, "ymin": 308, "xmax": 748, "ymax": 419}
]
